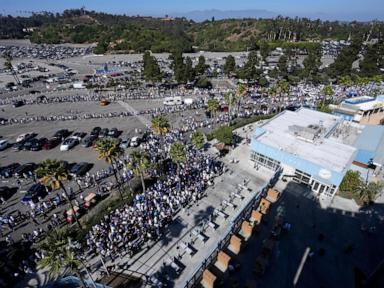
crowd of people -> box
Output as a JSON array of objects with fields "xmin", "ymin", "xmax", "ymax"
[
  {"xmin": 85, "ymin": 131, "xmax": 223, "ymax": 260},
  {"xmin": 0, "ymin": 87, "xmax": 221, "ymax": 106}
]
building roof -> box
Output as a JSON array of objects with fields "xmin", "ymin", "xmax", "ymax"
[
  {"xmin": 254, "ymin": 108, "xmax": 357, "ymax": 173},
  {"xmin": 342, "ymin": 95, "xmax": 384, "ymax": 112},
  {"xmin": 354, "ymin": 125, "xmax": 384, "ymax": 165}
]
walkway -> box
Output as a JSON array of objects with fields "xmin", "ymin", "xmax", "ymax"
[{"xmin": 118, "ymin": 100, "xmax": 151, "ymax": 127}]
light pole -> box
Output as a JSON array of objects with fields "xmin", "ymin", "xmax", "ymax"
[
  {"xmin": 366, "ymin": 158, "xmax": 374, "ymax": 185},
  {"xmin": 68, "ymin": 238, "xmax": 97, "ymax": 288}
]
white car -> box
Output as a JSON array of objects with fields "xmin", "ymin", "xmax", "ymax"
[
  {"xmin": 0, "ymin": 139, "xmax": 9, "ymax": 151},
  {"xmin": 130, "ymin": 136, "xmax": 141, "ymax": 147},
  {"xmin": 120, "ymin": 136, "xmax": 130, "ymax": 149},
  {"xmin": 16, "ymin": 133, "xmax": 31, "ymax": 143},
  {"xmin": 60, "ymin": 138, "xmax": 79, "ymax": 151}
]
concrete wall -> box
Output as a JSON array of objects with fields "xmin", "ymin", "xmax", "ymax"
[{"xmin": 251, "ymin": 140, "xmax": 346, "ymax": 187}]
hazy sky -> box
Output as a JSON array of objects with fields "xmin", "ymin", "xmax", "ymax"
[{"xmin": 2, "ymin": 0, "xmax": 383, "ymax": 20}]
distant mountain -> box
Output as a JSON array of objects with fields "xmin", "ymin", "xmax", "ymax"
[{"xmin": 171, "ymin": 9, "xmax": 277, "ymax": 22}]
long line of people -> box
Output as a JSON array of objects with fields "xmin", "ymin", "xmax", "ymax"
[{"xmin": 85, "ymin": 131, "xmax": 223, "ymax": 260}]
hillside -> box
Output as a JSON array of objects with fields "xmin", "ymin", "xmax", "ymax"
[{"xmin": 1, "ymin": 9, "xmax": 384, "ymax": 53}]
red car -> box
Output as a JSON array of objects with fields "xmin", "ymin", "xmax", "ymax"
[{"xmin": 43, "ymin": 137, "xmax": 61, "ymax": 150}]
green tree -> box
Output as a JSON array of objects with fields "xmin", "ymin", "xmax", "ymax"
[
  {"xmin": 338, "ymin": 75, "xmax": 354, "ymax": 87},
  {"xmin": 184, "ymin": 56, "xmax": 195, "ymax": 82},
  {"xmin": 277, "ymin": 79, "xmax": 290, "ymax": 95},
  {"xmin": 170, "ymin": 50, "xmax": 187, "ymax": 83},
  {"xmin": 339, "ymin": 170, "xmax": 363, "ymax": 196},
  {"xmin": 235, "ymin": 83, "xmax": 248, "ymax": 113},
  {"xmin": 36, "ymin": 159, "xmax": 82, "ymax": 230},
  {"xmin": 317, "ymin": 103, "xmax": 332, "ymax": 114},
  {"xmin": 39, "ymin": 229, "xmax": 87, "ymax": 287},
  {"xmin": 195, "ymin": 76, "xmax": 212, "ymax": 89},
  {"xmin": 95, "ymin": 138, "xmax": 124, "ymax": 199},
  {"xmin": 224, "ymin": 92, "xmax": 236, "ymax": 118},
  {"xmin": 151, "ymin": 115, "xmax": 170, "ymax": 136},
  {"xmin": 3, "ymin": 52, "xmax": 20, "ymax": 84},
  {"xmin": 127, "ymin": 150, "xmax": 149, "ymax": 194},
  {"xmin": 238, "ymin": 51, "xmax": 260, "ymax": 80},
  {"xmin": 328, "ymin": 39, "xmax": 361, "ymax": 78},
  {"xmin": 359, "ymin": 44, "xmax": 380, "ymax": 77},
  {"xmin": 207, "ymin": 99, "xmax": 220, "ymax": 117},
  {"xmin": 302, "ymin": 47, "xmax": 322, "ymax": 82},
  {"xmin": 278, "ymin": 54, "xmax": 288, "ymax": 78},
  {"xmin": 259, "ymin": 41, "xmax": 271, "ymax": 61},
  {"xmin": 191, "ymin": 131, "xmax": 205, "ymax": 150},
  {"xmin": 94, "ymin": 37, "xmax": 109, "ymax": 54},
  {"xmin": 195, "ymin": 55, "xmax": 208, "ymax": 75},
  {"xmin": 169, "ymin": 142, "xmax": 187, "ymax": 175},
  {"xmin": 143, "ymin": 51, "xmax": 162, "ymax": 82},
  {"xmin": 224, "ymin": 55, "xmax": 236, "ymax": 76},
  {"xmin": 361, "ymin": 181, "xmax": 384, "ymax": 203},
  {"xmin": 214, "ymin": 126, "xmax": 233, "ymax": 145},
  {"xmin": 321, "ymin": 85, "xmax": 334, "ymax": 105}
]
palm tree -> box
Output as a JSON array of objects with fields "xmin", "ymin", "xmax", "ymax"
[
  {"xmin": 276, "ymin": 80, "xmax": 290, "ymax": 112},
  {"xmin": 151, "ymin": 115, "xmax": 170, "ymax": 136},
  {"xmin": 191, "ymin": 131, "xmax": 205, "ymax": 150},
  {"xmin": 224, "ymin": 92, "xmax": 236, "ymax": 121},
  {"xmin": 235, "ymin": 84, "xmax": 248, "ymax": 113},
  {"xmin": 169, "ymin": 142, "xmax": 187, "ymax": 175},
  {"xmin": 207, "ymin": 99, "xmax": 220, "ymax": 118},
  {"xmin": 127, "ymin": 150, "xmax": 150, "ymax": 194},
  {"xmin": 39, "ymin": 229, "xmax": 87, "ymax": 287},
  {"xmin": 3, "ymin": 52, "xmax": 20, "ymax": 85},
  {"xmin": 36, "ymin": 159, "xmax": 82, "ymax": 230},
  {"xmin": 95, "ymin": 138, "xmax": 124, "ymax": 199},
  {"xmin": 338, "ymin": 75, "xmax": 353, "ymax": 87},
  {"xmin": 321, "ymin": 85, "xmax": 334, "ymax": 106}
]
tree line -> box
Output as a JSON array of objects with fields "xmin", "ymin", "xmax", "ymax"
[{"xmin": 2, "ymin": 9, "xmax": 384, "ymax": 53}]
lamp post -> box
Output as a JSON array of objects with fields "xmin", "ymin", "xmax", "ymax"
[{"xmin": 366, "ymin": 158, "xmax": 374, "ymax": 185}]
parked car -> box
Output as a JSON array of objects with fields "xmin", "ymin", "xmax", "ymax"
[
  {"xmin": 71, "ymin": 132, "xmax": 87, "ymax": 141},
  {"xmin": 21, "ymin": 138, "xmax": 36, "ymax": 151},
  {"xmin": 14, "ymin": 163, "xmax": 37, "ymax": 178},
  {"xmin": 60, "ymin": 138, "xmax": 79, "ymax": 151},
  {"xmin": 54, "ymin": 129, "xmax": 70, "ymax": 139},
  {"xmin": 81, "ymin": 135, "xmax": 97, "ymax": 147},
  {"xmin": 30, "ymin": 138, "xmax": 47, "ymax": 151},
  {"xmin": 13, "ymin": 140, "xmax": 27, "ymax": 151},
  {"xmin": 12, "ymin": 100, "xmax": 25, "ymax": 108},
  {"xmin": 99, "ymin": 128, "xmax": 109, "ymax": 138},
  {"xmin": 43, "ymin": 137, "xmax": 61, "ymax": 150},
  {"xmin": 130, "ymin": 136, "xmax": 141, "ymax": 147},
  {"xmin": 0, "ymin": 139, "xmax": 9, "ymax": 151},
  {"xmin": 0, "ymin": 163, "xmax": 20, "ymax": 178},
  {"xmin": 0, "ymin": 186, "xmax": 16, "ymax": 201},
  {"xmin": 90, "ymin": 127, "xmax": 101, "ymax": 136},
  {"xmin": 16, "ymin": 133, "xmax": 35, "ymax": 143},
  {"xmin": 21, "ymin": 183, "xmax": 47, "ymax": 204},
  {"xmin": 69, "ymin": 162, "xmax": 92, "ymax": 177},
  {"xmin": 120, "ymin": 136, "xmax": 131, "ymax": 149},
  {"xmin": 107, "ymin": 128, "xmax": 120, "ymax": 138}
]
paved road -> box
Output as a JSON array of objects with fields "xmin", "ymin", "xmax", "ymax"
[{"xmin": 118, "ymin": 100, "xmax": 151, "ymax": 127}]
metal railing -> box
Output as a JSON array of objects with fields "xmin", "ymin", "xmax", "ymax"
[{"xmin": 183, "ymin": 168, "xmax": 281, "ymax": 288}]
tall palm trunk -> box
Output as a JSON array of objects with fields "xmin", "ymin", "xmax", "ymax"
[
  {"xmin": 139, "ymin": 171, "xmax": 146, "ymax": 194},
  {"xmin": 60, "ymin": 182, "xmax": 82, "ymax": 230},
  {"xmin": 111, "ymin": 161, "xmax": 124, "ymax": 200}
]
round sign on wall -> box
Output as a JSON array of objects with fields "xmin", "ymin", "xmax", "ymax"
[{"xmin": 319, "ymin": 169, "xmax": 332, "ymax": 179}]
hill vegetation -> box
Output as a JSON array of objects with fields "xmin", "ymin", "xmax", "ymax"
[{"xmin": 1, "ymin": 9, "xmax": 384, "ymax": 53}]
